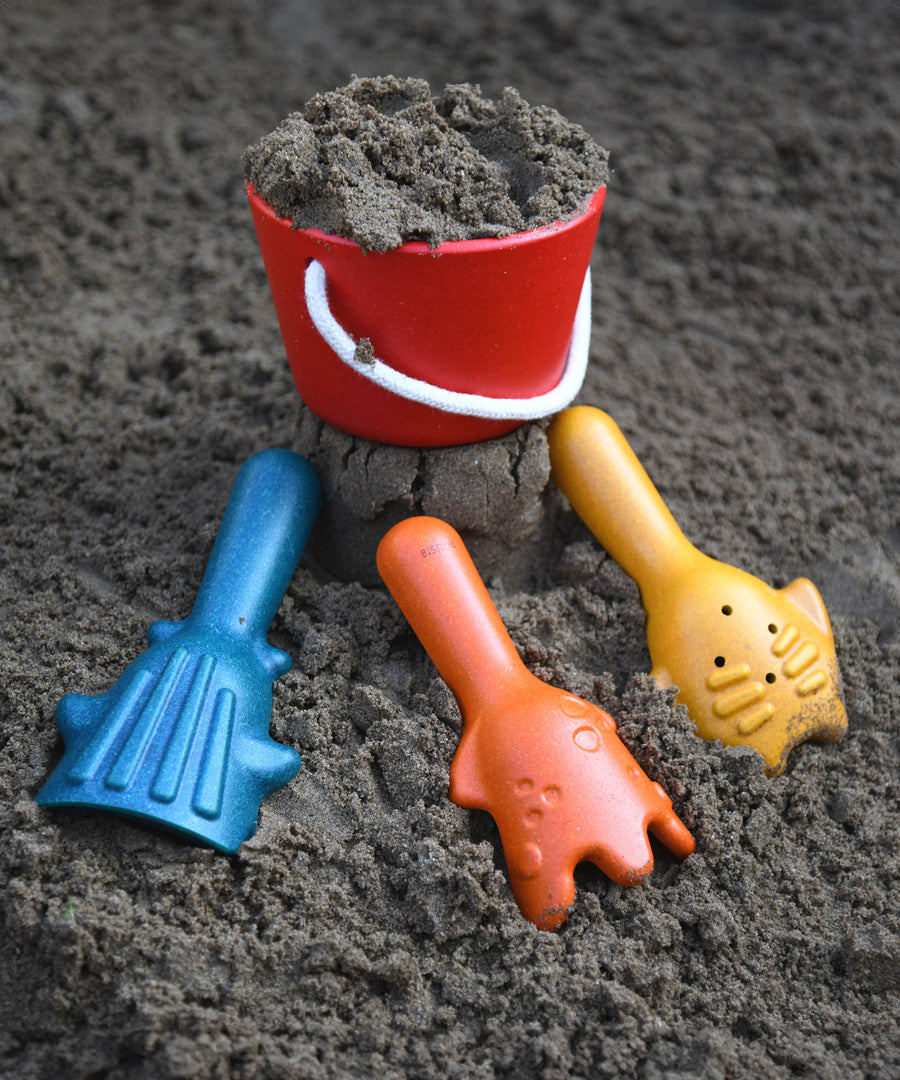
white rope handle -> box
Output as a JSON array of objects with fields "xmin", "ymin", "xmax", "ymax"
[{"xmin": 304, "ymin": 258, "xmax": 591, "ymax": 421}]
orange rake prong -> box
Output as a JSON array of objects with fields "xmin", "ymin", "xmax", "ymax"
[
  {"xmin": 377, "ymin": 516, "xmax": 694, "ymax": 931},
  {"xmin": 547, "ymin": 406, "xmax": 848, "ymax": 776}
]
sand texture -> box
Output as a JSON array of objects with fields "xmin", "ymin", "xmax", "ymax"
[{"xmin": 1, "ymin": 2, "xmax": 899, "ymax": 1078}]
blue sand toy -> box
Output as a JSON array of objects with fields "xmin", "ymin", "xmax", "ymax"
[{"xmin": 36, "ymin": 449, "xmax": 322, "ymax": 852}]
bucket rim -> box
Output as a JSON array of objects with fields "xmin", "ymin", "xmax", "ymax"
[{"xmin": 245, "ymin": 182, "xmax": 606, "ymax": 255}]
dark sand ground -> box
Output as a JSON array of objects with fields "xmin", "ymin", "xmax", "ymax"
[{"xmin": 1, "ymin": 2, "xmax": 899, "ymax": 1078}]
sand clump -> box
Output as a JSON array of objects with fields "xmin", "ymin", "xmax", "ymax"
[
  {"xmin": 292, "ymin": 412, "xmax": 557, "ymax": 587},
  {"xmin": 243, "ymin": 75, "xmax": 609, "ymax": 251}
]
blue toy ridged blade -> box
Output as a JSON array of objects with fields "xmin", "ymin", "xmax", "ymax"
[{"xmin": 36, "ymin": 449, "xmax": 323, "ymax": 853}]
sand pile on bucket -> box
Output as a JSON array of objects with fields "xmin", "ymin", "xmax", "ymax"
[{"xmin": 243, "ymin": 75, "xmax": 609, "ymax": 252}]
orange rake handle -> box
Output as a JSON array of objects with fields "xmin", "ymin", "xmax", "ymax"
[{"xmin": 376, "ymin": 516, "xmax": 528, "ymax": 713}]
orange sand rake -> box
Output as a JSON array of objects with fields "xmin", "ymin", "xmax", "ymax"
[
  {"xmin": 377, "ymin": 516, "xmax": 694, "ymax": 931},
  {"xmin": 547, "ymin": 406, "xmax": 848, "ymax": 776}
]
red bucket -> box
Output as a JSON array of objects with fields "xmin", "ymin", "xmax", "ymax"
[{"xmin": 247, "ymin": 184, "xmax": 606, "ymax": 447}]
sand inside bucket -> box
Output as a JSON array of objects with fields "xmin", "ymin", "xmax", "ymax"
[{"xmin": 243, "ymin": 75, "xmax": 609, "ymax": 253}]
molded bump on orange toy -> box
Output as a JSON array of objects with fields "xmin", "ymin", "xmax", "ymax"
[
  {"xmin": 376, "ymin": 516, "xmax": 695, "ymax": 931},
  {"xmin": 547, "ymin": 406, "xmax": 848, "ymax": 776}
]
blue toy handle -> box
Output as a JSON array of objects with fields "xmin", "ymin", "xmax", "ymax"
[{"xmin": 187, "ymin": 449, "xmax": 322, "ymax": 637}]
